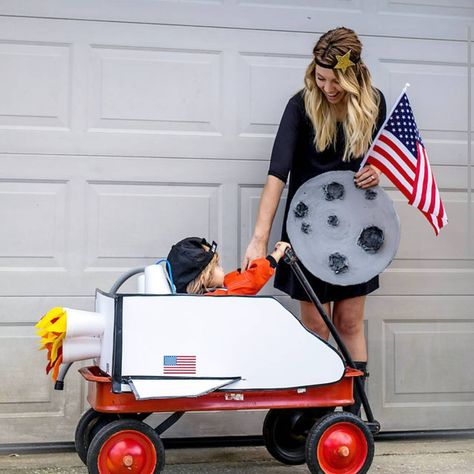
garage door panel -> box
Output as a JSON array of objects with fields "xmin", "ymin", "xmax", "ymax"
[
  {"xmin": 89, "ymin": 45, "xmax": 222, "ymax": 133},
  {"xmin": 392, "ymin": 325, "xmax": 474, "ymax": 397},
  {"xmin": 367, "ymin": 296, "xmax": 474, "ymax": 430},
  {"xmin": 0, "ymin": 327, "xmax": 52, "ymax": 405},
  {"xmin": 241, "ymin": 0, "xmax": 361, "ymax": 9},
  {"xmin": 380, "ymin": 64, "xmax": 467, "ymax": 133},
  {"xmin": 419, "ymin": 133, "xmax": 468, "ymax": 166},
  {"xmin": 471, "ymin": 69, "xmax": 474, "ymax": 132},
  {"xmin": 393, "ymin": 190, "xmax": 469, "ymax": 260},
  {"xmin": 379, "ymin": 269, "xmax": 474, "ymax": 296},
  {"xmin": 0, "ymin": 179, "xmax": 69, "ymax": 267},
  {"xmin": 0, "ymin": 40, "xmax": 71, "ymax": 130},
  {"xmin": 85, "ymin": 181, "xmax": 220, "ymax": 267},
  {"xmin": 237, "ymin": 53, "xmax": 307, "ymax": 136},
  {"xmin": 378, "ymin": 0, "xmax": 474, "ymax": 17},
  {"xmin": 472, "ymin": 179, "xmax": 474, "ymax": 260}
]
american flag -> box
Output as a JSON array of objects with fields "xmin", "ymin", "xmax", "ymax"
[
  {"xmin": 163, "ymin": 355, "xmax": 196, "ymax": 375},
  {"xmin": 361, "ymin": 88, "xmax": 448, "ymax": 235}
]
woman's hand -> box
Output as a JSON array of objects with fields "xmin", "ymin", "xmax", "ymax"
[
  {"xmin": 354, "ymin": 164, "xmax": 381, "ymax": 189},
  {"xmin": 242, "ymin": 237, "xmax": 267, "ymax": 270}
]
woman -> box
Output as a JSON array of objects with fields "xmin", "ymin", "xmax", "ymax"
[{"xmin": 242, "ymin": 27, "xmax": 386, "ymax": 414}]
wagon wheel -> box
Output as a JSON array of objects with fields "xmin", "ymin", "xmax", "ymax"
[
  {"xmin": 74, "ymin": 408, "xmax": 119, "ymax": 464},
  {"xmin": 263, "ymin": 408, "xmax": 334, "ymax": 465},
  {"xmin": 305, "ymin": 412, "xmax": 374, "ymax": 474},
  {"xmin": 87, "ymin": 418, "xmax": 165, "ymax": 474}
]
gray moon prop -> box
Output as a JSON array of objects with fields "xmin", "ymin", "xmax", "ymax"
[{"xmin": 287, "ymin": 170, "xmax": 400, "ymax": 286}]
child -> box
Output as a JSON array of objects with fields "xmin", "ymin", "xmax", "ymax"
[{"xmin": 167, "ymin": 237, "xmax": 290, "ymax": 295}]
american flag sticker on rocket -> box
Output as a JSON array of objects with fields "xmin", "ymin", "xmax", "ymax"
[{"xmin": 163, "ymin": 355, "xmax": 197, "ymax": 375}]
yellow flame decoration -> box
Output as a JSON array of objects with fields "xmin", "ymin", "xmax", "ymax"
[{"xmin": 35, "ymin": 307, "xmax": 67, "ymax": 381}]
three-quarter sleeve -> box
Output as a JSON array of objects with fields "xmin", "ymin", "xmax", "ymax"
[{"xmin": 268, "ymin": 94, "xmax": 303, "ymax": 183}]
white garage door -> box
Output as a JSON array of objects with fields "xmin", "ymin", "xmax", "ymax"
[{"xmin": 0, "ymin": 1, "xmax": 473, "ymax": 444}]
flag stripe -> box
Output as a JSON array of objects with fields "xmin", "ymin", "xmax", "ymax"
[
  {"xmin": 417, "ymin": 150, "xmax": 427, "ymax": 209},
  {"xmin": 367, "ymin": 156, "xmax": 413, "ymax": 201},
  {"xmin": 427, "ymin": 174, "xmax": 436, "ymax": 215},
  {"xmin": 374, "ymin": 141, "xmax": 415, "ymax": 182},
  {"xmin": 420, "ymin": 145, "xmax": 435, "ymax": 214},
  {"xmin": 370, "ymin": 142, "xmax": 414, "ymax": 184},
  {"xmin": 370, "ymin": 146, "xmax": 414, "ymax": 194},
  {"xmin": 380, "ymin": 133, "xmax": 417, "ymax": 172},
  {"xmin": 377, "ymin": 134, "xmax": 417, "ymax": 179}
]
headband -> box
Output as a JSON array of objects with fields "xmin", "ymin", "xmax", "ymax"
[{"xmin": 315, "ymin": 50, "xmax": 358, "ymax": 73}]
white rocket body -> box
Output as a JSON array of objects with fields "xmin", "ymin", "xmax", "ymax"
[
  {"xmin": 59, "ymin": 265, "xmax": 346, "ymax": 400},
  {"xmin": 94, "ymin": 291, "xmax": 346, "ymax": 399}
]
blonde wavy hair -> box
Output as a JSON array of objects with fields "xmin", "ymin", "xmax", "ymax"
[
  {"xmin": 303, "ymin": 27, "xmax": 380, "ymax": 162},
  {"xmin": 185, "ymin": 251, "xmax": 219, "ymax": 294}
]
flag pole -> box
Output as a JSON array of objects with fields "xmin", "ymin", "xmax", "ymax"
[{"xmin": 359, "ymin": 83, "xmax": 411, "ymax": 169}]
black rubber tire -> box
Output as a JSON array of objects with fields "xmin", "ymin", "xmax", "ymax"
[
  {"xmin": 305, "ymin": 412, "xmax": 374, "ymax": 474},
  {"xmin": 87, "ymin": 418, "xmax": 165, "ymax": 474},
  {"xmin": 263, "ymin": 408, "xmax": 334, "ymax": 465},
  {"xmin": 74, "ymin": 409, "xmax": 119, "ymax": 465}
]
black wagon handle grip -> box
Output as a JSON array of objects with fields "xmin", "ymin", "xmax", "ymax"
[{"xmin": 283, "ymin": 247, "xmax": 298, "ymax": 264}]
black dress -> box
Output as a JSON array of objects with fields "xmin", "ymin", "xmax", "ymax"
[{"xmin": 269, "ymin": 89, "xmax": 387, "ymax": 304}]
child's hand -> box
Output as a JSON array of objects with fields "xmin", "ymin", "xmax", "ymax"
[{"xmin": 271, "ymin": 241, "xmax": 291, "ymax": 262}]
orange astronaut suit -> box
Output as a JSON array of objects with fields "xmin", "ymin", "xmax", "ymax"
[{"xmin": 205, "ymin": 256, "xmax": 277, "ymax": 296}]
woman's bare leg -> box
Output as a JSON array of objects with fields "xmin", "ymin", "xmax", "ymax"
[
  {"xmin": 300, "ymin": 300, "xmax": 332, "ymax": 340},
  {"xmin": 332, "ymin": 295, "xmax": 367, "ymax": 361}
]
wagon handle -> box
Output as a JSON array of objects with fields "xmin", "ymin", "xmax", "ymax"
[{"xmin": 283, "ymin": 247, "xmax": 377, "ymax": 427}]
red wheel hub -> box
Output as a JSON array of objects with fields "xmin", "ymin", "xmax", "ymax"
[
  {"xmin": 317, "ymin": 422, "xmax": 368, "ymax": 473},
  {"xmin": 98, "ymin": 429, "xmax": 157, "ymax": 473}
]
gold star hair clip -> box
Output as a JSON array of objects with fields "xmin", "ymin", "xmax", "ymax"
[
  {"xmin": 334, "ymin": 50, "xmax": 356, "ymax": 73},
  {"xmin": 315, "ymin": 50, "xmax": 358, "ymax": 73}
]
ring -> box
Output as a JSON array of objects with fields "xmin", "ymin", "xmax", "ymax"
[{"xmin": 370, "ymin": 175, "xmax": 375, "ymax": 181}]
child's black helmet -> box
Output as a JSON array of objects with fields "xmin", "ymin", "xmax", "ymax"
[{"xmin": 167, "ymin": 237, "xmax": 217, "ymax": 293}]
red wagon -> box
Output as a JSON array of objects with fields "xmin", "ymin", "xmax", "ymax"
[{"xmin": 67, "ymin": 249, "xmax": 380, "ymax": 473}]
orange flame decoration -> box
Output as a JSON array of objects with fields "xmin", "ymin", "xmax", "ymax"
[{"xmin": 35, "ymin": 307, "xmax": 66, "ymax": 381}]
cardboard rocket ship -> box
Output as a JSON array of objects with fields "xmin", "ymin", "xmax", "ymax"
[{"xmin": 37, "ymin": 265, "xmax": 346, "ymax": 399}]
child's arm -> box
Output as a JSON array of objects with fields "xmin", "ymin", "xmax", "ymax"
[{"xmin": 214, "ymin": 242, "xmax": 291, "ymax": 296}]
